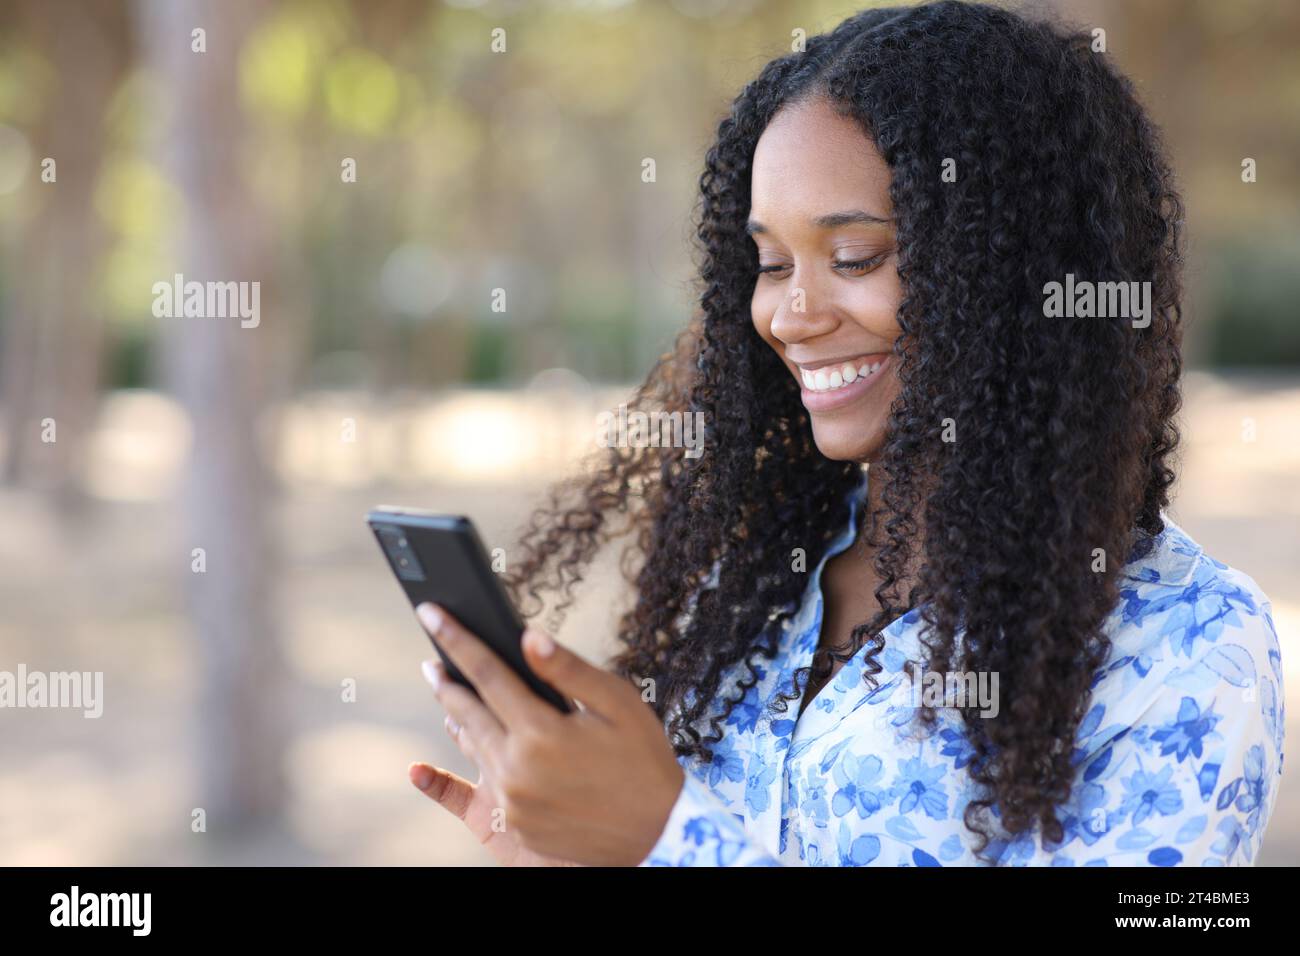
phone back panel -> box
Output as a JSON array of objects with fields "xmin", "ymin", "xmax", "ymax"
[{"xmin": 367, "ymin": 509, "xmax": 569, "ymax": 712}]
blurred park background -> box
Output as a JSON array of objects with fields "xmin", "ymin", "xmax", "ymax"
[{"xmin": 0, "ymin": 0, "xmax": 1297, "ymax": 865}]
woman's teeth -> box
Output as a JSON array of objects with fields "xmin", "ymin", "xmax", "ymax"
[{"xmin": 800, "ymin": 360, "xmax": 882, "ymax": 392}]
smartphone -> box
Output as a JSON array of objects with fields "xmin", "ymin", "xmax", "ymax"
[{"xmin": 366, "ymin": 507, "xmax": 571, "ymax": 713}]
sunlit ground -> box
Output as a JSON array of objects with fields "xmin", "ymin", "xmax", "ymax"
[{"xmin": 1, "ymin": 370, "xmax": 1297, "ymax": 865}]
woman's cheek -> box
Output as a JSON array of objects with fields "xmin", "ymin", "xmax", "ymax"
[{"xmin": 847, "ymin": 284, "xmax": 903, "ymax": 340}]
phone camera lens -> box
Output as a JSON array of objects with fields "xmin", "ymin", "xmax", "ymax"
[{"xmin": 376, "ymin": 522, "xmax": 425, "ymax": 581}]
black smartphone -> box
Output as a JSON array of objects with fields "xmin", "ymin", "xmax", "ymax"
[{"xmin": 366, "ymin": 507, "xmax": 571, "ymax": 713}]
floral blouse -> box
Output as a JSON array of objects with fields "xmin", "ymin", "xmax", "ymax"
[{"xmin": 641, "ymin": 473, "xmax": 1285, "ymax": 866}]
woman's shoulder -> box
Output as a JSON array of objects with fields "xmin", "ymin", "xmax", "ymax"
[
  {"xmin": 1106, "ymin": 514, "xmax": 1279, "ymax": 667},
  {"xmin": 1084, "ymin": 513, "xmax": 1285, "ymax": 792}
]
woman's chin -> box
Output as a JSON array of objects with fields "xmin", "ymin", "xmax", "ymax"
[{"xmin": 810, "ymin": 423, "xmax": 882, "ymax": 464}]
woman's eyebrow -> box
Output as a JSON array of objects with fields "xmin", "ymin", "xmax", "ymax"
[{"xmin": 745, "ymin": 210, "xmax": 892, "ymax": 235}]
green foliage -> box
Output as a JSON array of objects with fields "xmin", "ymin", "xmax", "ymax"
[
  {"xmin": 106, "ymin": 324, "xmax": 154, "ymax": 390},
  {"xmin": 1202, "ymin": 235, "xmax": 1300, "ymax": 367}
]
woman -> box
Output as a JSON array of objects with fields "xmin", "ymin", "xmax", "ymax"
[{"xmin": 407, "ymin": 1, "xmax": 1284, "ymax": 866}]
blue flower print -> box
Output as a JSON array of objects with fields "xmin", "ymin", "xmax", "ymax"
[
  {"xmin": 704, "ymin": 735, "xmax": 746, "ymax": 790},
  {"xmin": 1151, "ymin": 580, "xmax": 1259, "ymax": 658},
  {"xmin": 939, "ymin": 727, "xmax": 978, "ymax": 769},
  {"xmin": 744, "ymin": 750, "xmax": 778, "ymax": 815},
  {"xmin": 799, "ymin": 761, "xmax": 832, "ymax": 826},
  {"xmin": 1063, "ymin": 782, "xmax": 1111, "ymax": 846},
  {"xmin": 836, "ymin": 821, "xmax": 881, "ymax": 866},
  {"xmin": 1150, "ymin": 696, "xmax": 1222, "ymax": 762},
  {"xmin": 830, "ymin": 752, "xmax": 887, "ymax": 819},
  {"xmin": 893, "ymin": 757, "xmax": 949, "ymax": 820},
  {"xmin": 725, "ymin": 664, "xmax": 768, "ymax": 733},
  {"xmin": 1217, "ymin": 744, "xmax": 1269, "ymax": 839},
  {"xmin": 1118, "ymin": 763, "xmax": 1184, "ymax": 826}
]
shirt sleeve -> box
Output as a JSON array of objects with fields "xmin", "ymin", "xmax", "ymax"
[
  {"xmin": 1006, "ymin": 601, "xmax": 1285, "ymax": 866},
  {"xmin": 639, "ymin": 770, "xmax": 784, "ymax": 867}
]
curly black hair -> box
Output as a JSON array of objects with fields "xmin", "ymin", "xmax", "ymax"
[{"xmin": 501, "ymin": 0, "xmax": 1184, "ymax": 860}]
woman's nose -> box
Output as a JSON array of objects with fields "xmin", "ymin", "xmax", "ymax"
[{"xmin": 769, "ymin": 281, "xmax": 839, "ymax": 345}]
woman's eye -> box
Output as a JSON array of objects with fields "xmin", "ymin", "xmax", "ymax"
[
  {"xmin": 756, "ymin": 255, "xmax": 885, "ymax": 279},
  {"xmin": 833, "ymin": 255, "xmax": 885, "ymax": 275}
]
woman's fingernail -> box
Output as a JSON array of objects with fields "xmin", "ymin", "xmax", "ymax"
[
  {"xmin": 421, "ymin": 659, "xmax": 442, "ymax": 690},
  {"xmin": 529, "ymin": 631, "xmax": 556, "ymax": 658},
  {"xmin": 444, "ymin": 715, "xmax": 460, "ymax": 737},
  {"xmin": 417, "ymin": 603, "xmax": 443, "ymax": 636},
  {"xmin": 410, "ymin": 763, "xmax": 435, "ymax": 790}
]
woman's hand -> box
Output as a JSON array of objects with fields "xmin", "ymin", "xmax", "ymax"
[
  {"xmin": 407, "ymin": 761, "xmax": 580, "ymax": 866},
  {"xmin": 408, "ymin": 602, "xmax": 684, "ymax": 866}
]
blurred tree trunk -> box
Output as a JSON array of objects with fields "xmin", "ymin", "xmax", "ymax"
[
  {"xmin": 137, "ymin": 0, "xmax": 286, "ymax": 832},
  {"xmin": 0, "ymin": 1, "xmax": 128, "ymax": 506}
]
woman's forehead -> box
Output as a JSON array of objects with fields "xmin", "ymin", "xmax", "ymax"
[{"xmin": 751, "ymin": 98, "xmax": 891, "ymax": 220}]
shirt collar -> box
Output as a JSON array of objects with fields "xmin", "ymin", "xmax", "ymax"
[{"xmin": 1118, "ymin": 513, "xmax": 1200, "ymax": 587}]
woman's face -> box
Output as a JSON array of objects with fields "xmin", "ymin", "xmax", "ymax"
[{"xmin": 749, "ymin": 95, "xmax": 904, "ymax": 464}]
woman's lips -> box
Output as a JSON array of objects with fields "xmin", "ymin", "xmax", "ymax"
[{"xmin": 797, "ymin": 354, "xmax": 891, "ymax": 412}]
